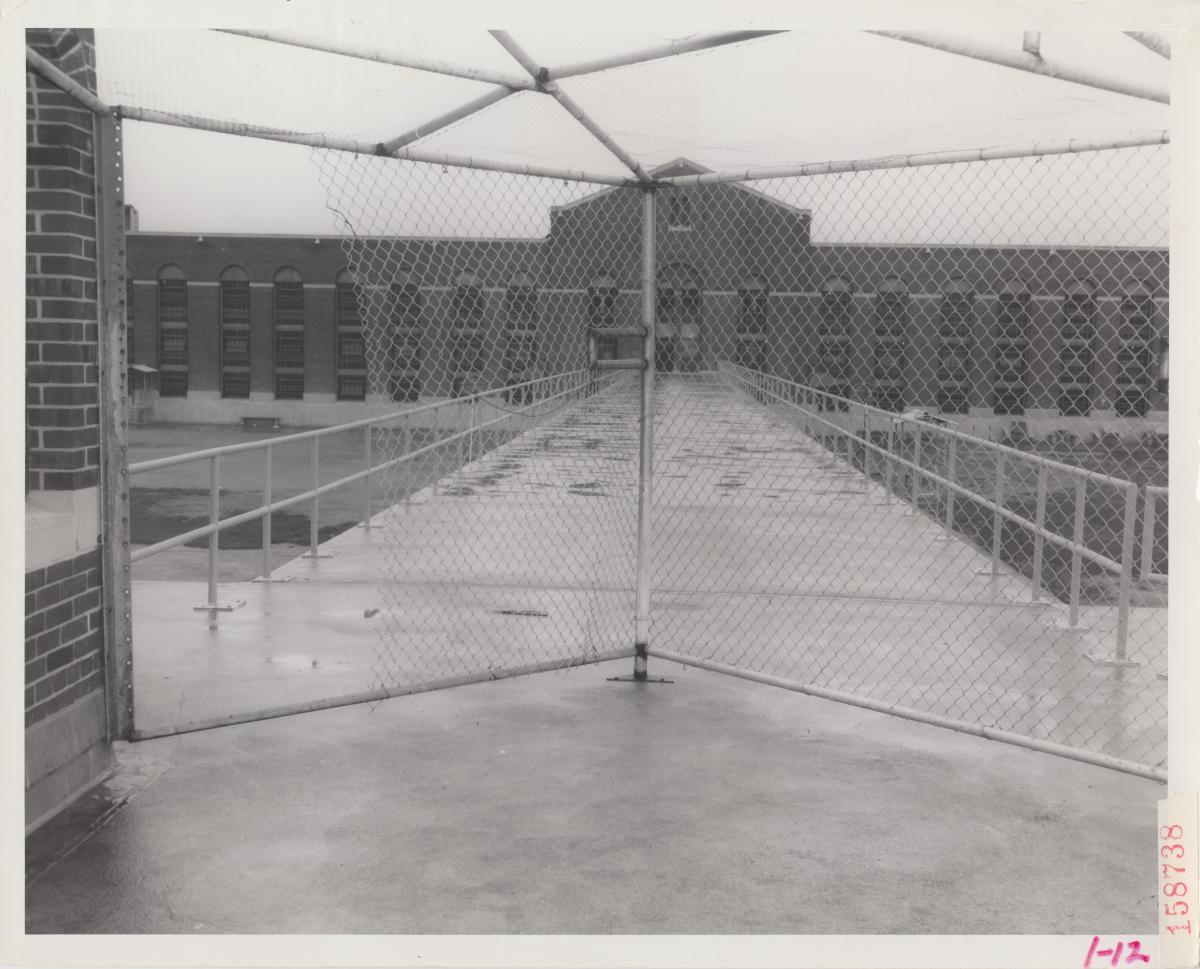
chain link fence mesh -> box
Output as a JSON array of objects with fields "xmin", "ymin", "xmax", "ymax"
[
  {"xmin": 313, "ymin": 155, "xmax": 646, "ymax": 689},
  {"xmin": 310, "ymin": 141, "xmax": 1166, "ymax": 771},
  {"xmin": 647, "ymin": 146, "xmax": 1167, "ymax": 772}
]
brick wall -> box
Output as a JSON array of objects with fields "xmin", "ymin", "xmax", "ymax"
[
  {"xmin": 24, "ymin": 28, "xmax": 113, "ymax": 829},
  {"xmin": 25, "ymin": 550, "xmax": 105, "ymax": 729},
  {"xmin": 26, "ymin": 28, "xmax": 100, "ymax": 493}
]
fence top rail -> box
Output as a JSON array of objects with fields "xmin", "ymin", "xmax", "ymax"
[
  {"xmin": 129, "ymin": 369, "xmax": 591, "ymax": 474},
  {"xmin": 1145, "ymin": 484, "xmax": 1169, "ymax": 496},
  {"xmin": 724, "ymin": 363, "xmax": 1138, "ymax": 491}
]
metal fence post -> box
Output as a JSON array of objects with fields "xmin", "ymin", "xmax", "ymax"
[
  {"xmin": 990, "ymin": 450, "xmax": 1005, "ymax": 575},
  {"xmin": 405, "ymin": 415, "xmax": 413, "ymax": 510},
  {"xmin": 1031, "ymin": 463, "xmax": 1048, "ymax": 601},
  {"xmin": 885, "ymin": 421, "xmax": 896, "ymax": 503},
  {"xmin": 1069, "ymin": 476, "xmax": 1086, "ymax": 627},
  {"xmin": 630, "ymin": 186, "xmax": 658, "ymax": 682}
]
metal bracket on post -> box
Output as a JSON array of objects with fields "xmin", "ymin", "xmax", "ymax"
[{"xmin": 608, "ymin": 643, "xmax": 673, "ymax": 683}]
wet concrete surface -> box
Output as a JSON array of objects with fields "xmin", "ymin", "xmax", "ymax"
[{"xmin": 27, "ymin": 657, "xmax": 1158, "ymax": 934}]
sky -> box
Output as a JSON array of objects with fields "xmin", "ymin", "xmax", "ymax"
[{"xmin": 92, "ymin": 22, "xmax": 1173, "ymax": 245}]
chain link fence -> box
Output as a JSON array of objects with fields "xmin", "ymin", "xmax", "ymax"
[{"xmin": 644, "ymin": 146, "xmax": 1167, "ymax": 773}]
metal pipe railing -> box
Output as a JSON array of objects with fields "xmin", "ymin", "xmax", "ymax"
[
  {"xmin": 1141, "ymin": 484, "xmax": 1168, "ymax": 581},
  {"xmin": 720, "ymin": 364, "xmax": 1154, "ymax": 643},
  {"xmin": 129, "ymin": 371, "xmax": 612, "ymax": 587}
]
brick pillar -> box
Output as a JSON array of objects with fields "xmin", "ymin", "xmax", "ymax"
[{"xmin": 24, "ymin": 28, "xmax": 115, "ymax": 832}]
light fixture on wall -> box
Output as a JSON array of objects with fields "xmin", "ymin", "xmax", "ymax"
[{"xmin": 196, "ymin": 235, "xmax": 204, "ymax": 243}]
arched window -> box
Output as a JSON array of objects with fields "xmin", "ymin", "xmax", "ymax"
[
  {"xmin": 657, "ymin": 263, "xmax": 702, "ymax": 372},
  {"xmin": 1115, "ymin": 279, "xmax": 1156, "ymax": 417},
  {"xmin": 156, "ymin": 264, "xmax": 188, "ymax": 397},
  {"xmin": 872, "ymin": 276, "xmax": 909, "ymax": 412},
  {"xmin": 1059, "ymin": 277, "xmax": 1097, "ymax": 416},
  {"xmin": 936, "ymin": 277, "xmax": 974, "ymax": 413},
  {"xmin": 993, "ymin": 276, "xmax": 1032, "ymax": 416},
  {"xmin": 273, "ymin": 267, "xmax": 304, "ymax": 400},
  {"xmin": 335, "ymin": 269, "xmax": 365, "ymax": 401},
  {"xmin": 218, "ymin": 266, "xmax": 251, "ymax": 399},
  {"xmin": 587, "ymin": 272, "xmax": 619, "ymax": 359},
  {"xmin": 388, "ymin": 268, "xmax": 423, "ymax": 402}
]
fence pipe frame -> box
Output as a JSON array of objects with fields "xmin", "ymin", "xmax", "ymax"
[
  {"xmin": 216, "ymin": 29, "xmax": 539, "ymax": 91},
  {"xmin": 115, "ymin": 105, "xmax": 638, "ymax": 188},
  {"xmin": 654, "ymin": 131, "xmax": 1171, "ymax": 187},
  {"xmin": 548, "ymin": 31, "xmax": 786, "ymax": 79},
  {"xmin": 1031, "ymin": 464, "xmax": 1048, "ymax": 602},
  {"xmin": 1124, "ymin": 31, "xmax": 1172, "ymax": 60},
  {"xmin": 94, "ymin": 109, "xmax": 135, "ymax": 741},
  {"xmin": 633, "ymin": 187, "xmax": 659, "ymax": 679},
  {"xmin": 25, "ymin": 46, "xmax": 112, "ymax": 115},
  {"xmin": 488, "ymin": 30, "xmax": 656, "ymax": 183},
  {"xmin": 363, "ymin": 426, "xmax": 373, "ymax": 527},
  {"xmin": 647, "ymin": 647, "xmax": 1165, "ymax": 783},
  {"xmin": 262, "ymin": 445, "xmax": 273, "ymax": 579},
  {"xmin": 1114, "ymin": 480, "xmax": 1141, "ymax": 661},
  {"xmin": 381, "ymin": 87, "xmax": 517, "ymax": 152},
  {"xmin": 132, "ymin": 647, "xmax": 635, "ymax": 742},
  {"xmin": 866, "ymin": 31, "xmax": 1170, "ymax": 104},
  {"xmin": 1142, "ymin": 485, "xmax": 1168, "ymax": 581}
]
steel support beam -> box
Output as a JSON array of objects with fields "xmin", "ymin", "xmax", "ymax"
[
  {"xmin": 1125, "ymin": 31, "xmax": 1171, "ymax": 60},
  {"xmin": 217, "ymin": 29, "xmax": 539, "ymax": 91},
  {"xmin": 381, "ymin": 86, "xmax": 517, "ymax": 151},
  {"xmin": 549, "ymin": 31, "xmax": 785, "ymax": 79},
  {"xmin": 489, "ymin": 30, "xmax": 656, "ymax": 183},
  {"xmin": 655, "ymin": 131, "xmax": 1171, "ymax": 186},
  {"xmin": 867, "ymin": 31, "xmax": 1170, "ymax": 104},
  {"xmin": 26, "ymin": 46, "xmax": 112, "ymax": 115},
  {"xmin": 115, "ymin": 105, "xmax": 638, "ymax": 187}
]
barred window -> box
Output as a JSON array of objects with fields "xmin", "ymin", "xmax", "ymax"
[
  {"xmin": 157, "ymin": 270, "xmax": 187, "ymax": 325},
  {"xmin": 221, "ymin": 330, "xmax": 250, "ymax": 368},
  {"xmin": 221, "ymin": 371, "xmax": 250, "ymax": 399},
  {"xmin": 220, "ymin": 274, "xmax": 250, "ymax": 326},
  {"xmin": 159, "ymin": 370, "xmax": 188, "ymax": 398},
  {"xmin": 274, "ymin": 280, "xmax": 304, "ymax": 327},
  {"xmin": 275, "ymin": 330, "xmax": 304, "ymax": 369},
  {"xmin": 819, "ymin": 279, "xmax": 852, "ymax": 335},
  {"xmin": 587, "ymin": 273, "xmax": 617, "ymax": 328},
  {"xmin": 159, "ymin": 331, "xmax": 188, "ymax": 367},
  {"xmin": 336, "ymin": 275, "xmax": 361, "ymax": 328},
  {"xmin": 596, "ymin": 335, "xmax": 619, "ymax": 360},
  {"xmin": 275, "ymin": 372, "xmax": 304, "ymax": 400},
  {"xmin": 337, "ymin": 332, "xmax": 366, "ymax": 370},
  {"xmin": 667, "ymin": 191, "xmax": 692, "ymax": 229},
  {"xmin": 505, "ymin": 278, "xmax": 538, "ymax": 330},
  {"xmin": 452, "ymin": 274, "xmax": 484, "ymax": 324},
  {"xmin": 337, "ymin": 375, "xmax": 366, "ymax": 401},
  {"xmin": 738, "ymin": 276, "xmax": 769, "ymax": 335}
]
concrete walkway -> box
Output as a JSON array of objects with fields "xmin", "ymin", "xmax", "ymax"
[
  {"xmin": 27, "ymin": 373, "xmax": 1165, "ymax": 933},
  {"xmin": 130, "ymin": 374, "xmax": 1164, "ymax": 768}
]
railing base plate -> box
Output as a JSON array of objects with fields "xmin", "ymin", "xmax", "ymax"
[
  {"xmin": 301, "ymin": 551, "xmax": 337, "ymax": 559},
  {"xmin": 252, "ymin": 576, "xmax": 294, "ymax": 584},
  {"xmin": 193, "ymin": 601, "xmax": 246, "ymax": 613},
  {"xmin": 1083, "ymin": 653, "xmax": 1142, "ymax": 669}
]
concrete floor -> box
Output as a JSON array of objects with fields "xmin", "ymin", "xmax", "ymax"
[{"xmin": 27, "ymin": 657, "xmax": 1158, "ymax": 934}]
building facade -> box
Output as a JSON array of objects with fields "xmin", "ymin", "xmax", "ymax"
[{"xmin": 126, "ymin": 161, "xmax": 1168, "ymax": 438}]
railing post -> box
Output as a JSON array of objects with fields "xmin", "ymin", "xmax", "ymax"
[
  {"xmin": 884, "ymin": 420, "xmax": 896, "ymax": 503},
  {"xmin": 207, "ymin": 455, "xmax": 220, "ymax": 607},
  {"xmin": 362, "ymin": 425, "xmax": 373, "ymax": 528},
  {"xmin": 1115, "ymin": 479, "xmax": 1139, "ymax": 661},
  {"xmin": 941, "ymin": 434, "xmax": 957, "ymax": 540},
  {"xmin": 911, "ymin": 422, "xmax": 923, "ymax": 514},
  {"xmin": 1139, "ymin": 486, "xmax": 1156, "ymax": 580},
  {"xmin": 990, "ymin": 450, "xmax": 1005, "ymax": 576},
  {"xmin": 862, "ymin": 407, "xmax": 871, "ymax": 484},
  {"xmin": 309, "ymin": 436, "xmax": 320, "ymax": 556},
  {"xmin": 1069, "ymin": 476, "xmax": 1086, "ymax": 627},
  {"xmin": 262, "ymin": 444, "xmax": 272, "ymax": 579},
  {"xmin": 405, "ymin": 415, "xmax": 413, "ymax": 510},
  {"xmin": 1030, "ymin": 463, "xmax": 1048, "ymax": 602}
]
